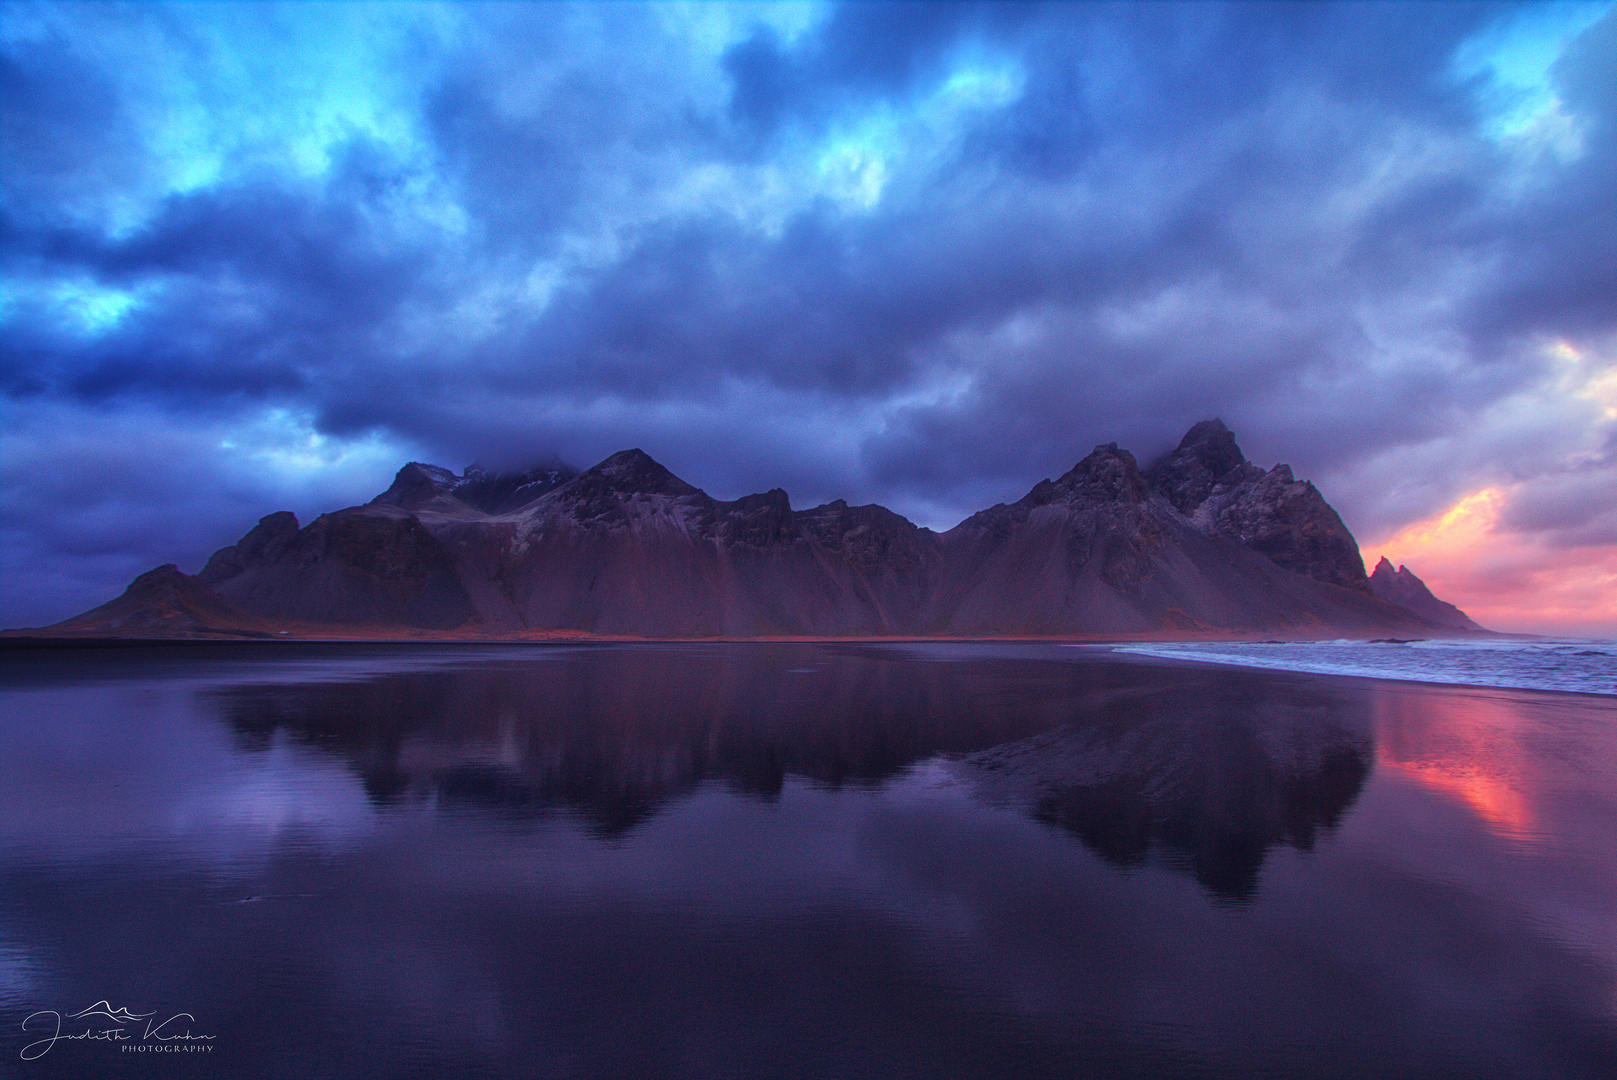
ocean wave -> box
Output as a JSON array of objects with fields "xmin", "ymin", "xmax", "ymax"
[{"xmin": 1102, "ymin": 639, "xmax": 1616, "ymax": 696}]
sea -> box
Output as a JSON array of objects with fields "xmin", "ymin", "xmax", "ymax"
[
  {"xmin": 2, "ymin": 639, "xmax": 1614, "ymax": 1078},
  {"xmin": 1108, "ymin": 636, "xmax": 1616, "ymax": 696}
]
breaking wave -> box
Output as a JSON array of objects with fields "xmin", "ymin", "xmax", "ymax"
[{"xmin": 1103, "ymin": 638, "xmax": 1615, "ymax": 696}]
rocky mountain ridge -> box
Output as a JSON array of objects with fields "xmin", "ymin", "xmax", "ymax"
[
  {"xmin": 1368, "ymin": 557, "xmax": 1487, "ymax": 632},
  {"xmin": 31, "ymin": 421, "xmax": 1485, "ymax": 638},
  {"xmin": 1145, "ymin": 420, "xmax": 1369, "ymax": 591}
]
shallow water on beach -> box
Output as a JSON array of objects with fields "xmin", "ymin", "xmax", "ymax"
[{"xmin": 2, "ymin": 642, "xmax": 1614, "ymax": 1078}]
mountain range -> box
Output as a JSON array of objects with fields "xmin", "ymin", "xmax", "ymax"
[{"xmin": 25, "ymin": 420, "xmax": 1485, "ymax": 639}]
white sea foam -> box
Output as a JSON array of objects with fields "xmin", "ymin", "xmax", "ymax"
[{"xmin": 1102, "ymin": 638, "xmax": 1616, "ymax": 696}]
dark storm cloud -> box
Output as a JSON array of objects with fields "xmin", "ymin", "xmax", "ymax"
[
  {"xmin": 1498, "ymin": 431, "xmax": 1617, "ymax": 546},
  {"xmin": 1, "ymin": 150, "xmax": 435, "ymax": 412},
  {"xmin": 0, "ymin": 2, "xmax": 1542, "ymax": 425},
  {"xmin": 0, "ymin": 26, "xmax": 139, "ymax": 209},
  {"xmin": 843, "ymin": 3, "xmax": 1613, "ymax": 494},
  {"xmin": 2, "ymin": 1, "xmax": 1615, "ymax": 631},
  {"xmin": 504, "ymin": 208, "xmax": 1027, "ymax": 398},
  {"xmin": 1461, "ymin": 12, "xmax": 1617, "ymax": 348},
  {"xmin": 426, "ymin": 72, "xmax": 612, "ymax": 247},
  {"xmin": 724, "ymin": 1, "xmax": 1040, "ymax": 138}
]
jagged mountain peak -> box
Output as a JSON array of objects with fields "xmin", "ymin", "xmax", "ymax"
[
  {"xmin": 1372, "ymin": 557, "xmax": 1431, "ymax": 592},
  {"xmin": 1147, "ymin": 418, "xmax": 1260, "ymax": 515},
  {"xmin": 531, "ymin": 449, "xmax": 706, "ymax": 530},
  {"xmin": 1141, "ymin": 421, "xmax": 1368, "ymax": 593},
  {"xmin": 583, "ymin": 449, "xmax": 700, "ymax": 497},
  {"xmin": 1369, "ymin": 557, "xmax": 1486, "ymax": 631},
  {"xmin": 1017, "ymin": 443, "xmax": 1149, "ymax": 511},
  {"xmin": 1065, "ymin": 442, "xmax": 1149, "ymax": 502},
  {"xmin": 596, "ymin": 447, "xmax": 659, "ymax": 471},
  {"xmin": 1178, "ymin": 417, "xmax": 1238, "ymax": 451},
  {"xmin": 371, "ymin": 458, "xmax": 581, "ymax": 515}
]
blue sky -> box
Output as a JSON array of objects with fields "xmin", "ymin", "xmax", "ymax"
[{"xmin": 2, "ymin": 1, "xmax": 1614, "ymax": 634}]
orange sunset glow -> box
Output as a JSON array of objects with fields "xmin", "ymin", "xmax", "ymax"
[
  {"xmin": 1362, "ymin": 487, "xmax": 1617, "ymax": 638},
  {"xmin": 1359, "ymin": 336, "xmax": 1617, "ymax": 639}
]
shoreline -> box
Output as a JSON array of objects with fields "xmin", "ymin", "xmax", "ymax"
[
  {"xmin": 0, "ymin": 626, "xmax": 1519, "ymax": 646},
  {"xmin": 2, "ymin": 633, "xmax": 1608, "ymax": 701}
]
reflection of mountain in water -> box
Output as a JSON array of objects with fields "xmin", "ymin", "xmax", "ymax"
[
  {"xmin": 212, "ymin": 645, "xmax": 1099, "ymax": 834},
  {"xmin": 960, "ymin": 678, "xmax": 1373, "ymax": 901},
  {"xmin": 211, "ymin": 644, "xmax": 1375, "ymax": 898}
]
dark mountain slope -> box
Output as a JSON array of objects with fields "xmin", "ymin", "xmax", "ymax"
[{"xmin": 199, "ymin": 508, "xmax": 477, "ymax": 630}]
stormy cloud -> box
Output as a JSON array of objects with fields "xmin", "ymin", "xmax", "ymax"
[{"xmin": 2, "ymin": 1, "xmax": 1614, "ymax": 634}]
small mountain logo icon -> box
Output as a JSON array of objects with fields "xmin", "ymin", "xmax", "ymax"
[{"xmin": 67, "ymin": 1002, "xmax": 156, "ymax": 1024}]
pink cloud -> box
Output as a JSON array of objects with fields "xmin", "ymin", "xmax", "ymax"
[{"xmin": 1362, "ymin": 487, "xmax": 1617, "ymax": 638}]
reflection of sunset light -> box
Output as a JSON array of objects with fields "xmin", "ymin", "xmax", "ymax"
[
  {"xmin": 1380, "ymin": 758, "xmax": 1535, "ymax": 838},
  {"xmin": 1372, "ymin": 690, "xmax": 1537, "ymax": 840}
]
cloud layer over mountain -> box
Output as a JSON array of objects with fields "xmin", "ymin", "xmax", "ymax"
[{"xmin": 3, "ymin": 1, "xmax": 1614, "ymax": 634}]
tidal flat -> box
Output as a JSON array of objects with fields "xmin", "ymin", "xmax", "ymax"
[{"xmin": 3, "ymin": 641, "xmax": 1614, "ymax": 1078}]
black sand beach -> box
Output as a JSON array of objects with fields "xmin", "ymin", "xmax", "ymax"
[{"xmin": 3, "ymin": 642, "xmax": 1613, "ymax": 1078}]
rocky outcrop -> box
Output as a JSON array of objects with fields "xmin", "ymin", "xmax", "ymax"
[
  {"xmin": 49, "ymin": 564, "xmax": 262, "ymax": 636},
  {"xmin": 1369, "ymin": 557, "xmax": 1487, "ymax": 632},
  {"xmin": 713, "ymin": 489, "xmax": 799, "ymax": 547},
  {"xmin": 48, "ymin": 422, "xmax": 1464, "ymax": 638},
  {"xmin": 1198, "ymin": 465, "xmax": 1370, "ymax": 592},
  {"xmin": 1147, "ymin": 419, "xmax": 1370, "ymax": 592}
]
